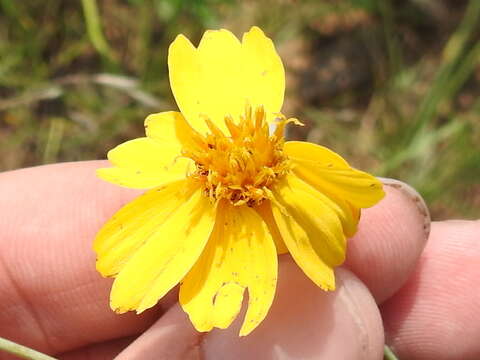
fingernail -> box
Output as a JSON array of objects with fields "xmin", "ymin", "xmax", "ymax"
[{"xmin": 378, "ymin": 177, "xmax": 431, "ymax": 238}]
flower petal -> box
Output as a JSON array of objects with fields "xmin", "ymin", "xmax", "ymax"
[
  {"xmin": 167, "ymin": 34, "xmax": 207, "ymax": 133},
  {"xmin": 270, "ymin": 174, "xmax": 347, "ymax": 291},
  {"xmin": 97, "ymin": 136, "xmax": 193, "ymax": 189},
  {"xmin": 94, "ymin": 180, "xmax": 187, "ymax": 277},
  {"xmin": 255, "ymin": 201, "xmax": 289, "ymax": 254},
  {"xmin": 241, "ymin": 26, "xmax": 285, "ymax": 116},
  {"xmin": 284, "ymin": 141, "xmax": 385, "ymax": 208},
  {"xmin": 168, "ymin": 30, "xmax": 243, "ymax": 134},
  {"xmin": 168, "ymin": 27, "xmax": 285, "ymax": 134},
  {"xmin": 180, "ymin": 200, "xmax": 278, "ymax": 336},
  {"xmin": 196, "ymin": 30, "xmax": 243, "ymax": 127},
  {"xmin": 144, "ymin": 111, "xmax": 184, "ymax": 149},
  {"xmin": 107, "ymin": 185, "xmax": 216, "ymax": 313},
  {"xmin": 146, "ymin": 109, "xmax": 206, "ymax": 155},
  {"xmin": 330, "ymin": 195, "xmax": 360, "ymax": 238}
]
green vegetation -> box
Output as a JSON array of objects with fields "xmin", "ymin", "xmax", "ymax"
[{"xmin": 1, "ymin": 0, "xmax": 479, "ymax": 219}]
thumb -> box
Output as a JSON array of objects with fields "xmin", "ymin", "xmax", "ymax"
[{"xmin": 115, "ymin": 258, "xmax": 384, "ymax": 360}]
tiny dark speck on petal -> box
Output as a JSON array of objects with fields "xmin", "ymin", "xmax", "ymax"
[{"xmin": 261, "ymin": 70, "xmax": 267, "ymax": 76}]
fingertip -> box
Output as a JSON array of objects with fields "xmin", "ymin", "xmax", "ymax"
[
  {"xmin": 378, "ymin": 177, "xmax": 431, "ymax": 237},
  {"xmin": 115, "ymin": 304, "xmax": 203, "ymax": 360},
  {"xmin": 202, "ymin": 258, "xmax": 384, "ymax": 360},
  {"xmin": 345, "ymin": 178, "xmax": 430, "ymax": 303},
  {"xmin": 114, "ymin": 258, "xmax": 385, "ymax": 360}
]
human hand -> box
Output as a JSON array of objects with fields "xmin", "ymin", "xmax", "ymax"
[{"xmin": 0, "ymin": 162, "xmax": 478, "ymax": 359}]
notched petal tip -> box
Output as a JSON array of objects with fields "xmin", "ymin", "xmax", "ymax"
[
  {"xmin": 199, "ymin": 28, "xmax": 241, "ymax": 48},
  {"xmin": 242, "ymin": 25, "xmax": 269, "ymax": 44},
  {"xmin": 135, "ymin": 307, "xmax": 148, "ymax": 315},
  {"xmin": 354, "ymin": 171, "xmax": 386, "ymax": 207},
  {"xmin": 170, "ymin": 33, "xmax": 195, "ymax": 49},
  {"xmin": 319, "ymin": 278, "xmax": 336, "ymax": 292},
  {"xmin": 248, "ymin": 25, "xmax": 263, "ymax": 33},
  {"xmin": 111, "ymin": 302, "xmax": 129, "ymax": 314}
]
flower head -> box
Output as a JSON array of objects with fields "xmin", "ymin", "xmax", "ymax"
[{"xmin": 94, "ymin": 26, "xmax": 384, "ymax": 336}]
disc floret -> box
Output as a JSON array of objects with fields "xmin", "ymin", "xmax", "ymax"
[{"xmin": 185, "ymin": 105, "xmax": 295, "ymax": 206}]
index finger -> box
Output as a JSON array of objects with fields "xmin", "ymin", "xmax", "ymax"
[{"xmin": 0, "ymin": 161, "xmax": 165, "ymax": 356}]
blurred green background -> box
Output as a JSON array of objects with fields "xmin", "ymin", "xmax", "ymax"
[{"xmin": 1, "ymin": 0, "xmax": 479, "ymax": 219}]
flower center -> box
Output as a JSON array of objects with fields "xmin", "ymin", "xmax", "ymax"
[{"xmin": 184, "ymin": 105, "xmax": 296, "ymax": 207}]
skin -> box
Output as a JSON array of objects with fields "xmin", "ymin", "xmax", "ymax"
[{"xmin": 0, "ymin": 161, "xmax": 478, "ymax": 360}]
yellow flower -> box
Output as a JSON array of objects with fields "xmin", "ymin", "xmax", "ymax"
[{"xmin": 94, "ymin": 26, "xmax": 384, "ymax": 336}]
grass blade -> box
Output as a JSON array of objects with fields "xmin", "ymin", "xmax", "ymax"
[{"xmin": 81, "ymin": 0, "xmax": 115, "ymax": 61}]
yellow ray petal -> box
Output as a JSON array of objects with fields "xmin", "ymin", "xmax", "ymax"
[
  {"xmin": 289, "ymin": 180, "xmax": 360, "ymax": 238},
  {"xmin": 285, "ymin": 140, "xmax": 349, "ymax": 166},
  {"xmin": 270, "ymin": 174, "xmax": 347, "ymax": 291},
  {"xmin": 108, "ymin": 186, "xmax": 216, "ymax": 313},
  {"xmin": 94, "ymin": 180, "xmax": 187, "ymax": 277},
  {"xmin": 169, "ymin": 28, "xmax": 285, "ymax": 134},
  {"xmin": 284, "ymin": 141, "xmax": 385, "ymax": 208},
  {"xmin": 97, "ymin": 137, "xmax": 193, "ymax": 189},
  {"xmin": 146, "ymin": 109, "xmax": 205, "ymax": 155},
  {"xmin": 168, "ymin": 34, "xmax": 207, "ymax": 134},
  {"xmin": 168, "ymin": 30, "xmax": 243, "ymax": 134},
  {"xmin": 196, "ymin": 30, "xmax": 243, "ymax": 128},
  {"xmin": 327, "ymin": 194, "xmax": 360, "ymax": 238},
  {"xmin": 286, "ymin": 175, "xmax": 359, "ymax": 238},
  {"xmin": 255, "ymin": 201, "xmax": 289, "ymax": 254},
  {"xmin": 180, "ymin": 200, "xmax": 278, "ymax": 336},
  {"xmin": 241, "ymin": 26, "xmax": 285, "ymax": 117},
  {"xmin": 143, "ymin": 111, "xmax": 184, "ymax": 148}
]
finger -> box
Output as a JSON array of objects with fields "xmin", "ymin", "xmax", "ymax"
[
  {"xmin": 0, "ymin": 163, "xmax": 427, "ymax": 354},
  {"xmin": 0, "ymin": 161, "xmax": 176, "ymax": 355},
  {"xmin": 58, "ymin": 336, "xmax": 134, "ymax": 360},
  {"xmin": 344, "ymin": 178, "xmax": 430, "ymax": 303},
  {"xmin": 116, "ymin": 257, "xmax": 385, "ymax": 360},
  {"xmin": 381, "ymin": 220, "xmax": 480, "ymax": 360},
  {"xmin": 114, "ymin": 305, "xmax": 203, "ymax": 360}
]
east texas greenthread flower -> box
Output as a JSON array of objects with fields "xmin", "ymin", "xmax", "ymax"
[{"xmin": 94, "ymin": 26, "xmax": 385, "ymax": 336}]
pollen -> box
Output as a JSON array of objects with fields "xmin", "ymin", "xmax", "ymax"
[{"xmin": 184, "ymin": 105, "xmax": 297, "ymax": 207}]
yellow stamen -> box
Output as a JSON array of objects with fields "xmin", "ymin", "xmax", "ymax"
[{"xmin": 185, "ymin": 104, "xmax": 295, "ymax": 207}]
